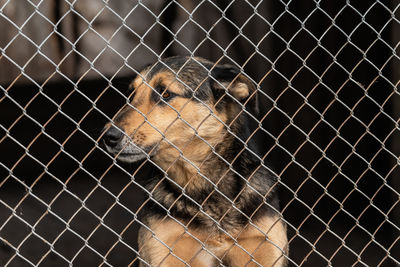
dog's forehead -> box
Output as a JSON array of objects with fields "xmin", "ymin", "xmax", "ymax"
[
  {"xmin": 147, "ymin": 57, "xmax": 212, "ymax": 84},
  {"xmin": 128, "ymin": 57, "xmax": 214, "ymax": 96},
  {"xmin": 131, "ymin": 68, "xmax": 182, "ymax": 93}
]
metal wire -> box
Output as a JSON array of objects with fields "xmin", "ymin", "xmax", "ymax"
[{"xmin": 0, "ymin": 0, "xmax": 399, "ymax": 266}]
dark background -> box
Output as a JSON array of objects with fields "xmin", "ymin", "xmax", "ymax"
[{"xmin": 1, "ymin": 0, "xmax": 399, "ymax": 266}]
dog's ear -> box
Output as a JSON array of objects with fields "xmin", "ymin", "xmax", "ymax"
[{"xmin": 210, "ymin": 64, "xmax": 259, "ymax": 114}]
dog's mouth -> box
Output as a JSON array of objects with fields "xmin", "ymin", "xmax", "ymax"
[
  {"xmin": 103, "ymin": 135, "xmax": 151, "ymax": 163},
  {"xmin": 104, "ymin": 145, "xmax": 148, "ymax": 163},
  {"xmin": 112, "ymin": 151, "xmax": 147, "ymax": 163}
]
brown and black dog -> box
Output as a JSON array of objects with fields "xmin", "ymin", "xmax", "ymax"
[{"xmin": 103, "ymin": 56, "xmax": 288, "ymax": 266}]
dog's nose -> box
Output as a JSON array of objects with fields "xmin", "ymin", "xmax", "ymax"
[{"xmin": 103, "ymin": 127, "xmax": 123, "ymax": 147}]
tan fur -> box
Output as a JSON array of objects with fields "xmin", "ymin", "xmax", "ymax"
[
  {"xmin": 138, "ymin": 218, "xmax": 216, "ymax": 267},
  {"xmin": 138, "ymin": 216, "xmax": 287, "ymax": 267},
  {"xmin": 223, "ymin": 216, "xmax": 288, "ymax": 266},
  {"xmin": 231, "ymin": 82, "xmax": 250, "ymax": 99}
]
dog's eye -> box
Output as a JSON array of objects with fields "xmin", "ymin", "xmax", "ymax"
[
  {"xmin": 154, "ymin": 84, "xmax": 174, "ymax": 103},
  {"xmin": 161, "ymin": 91, "xmax": 171, "ymax": 99}
]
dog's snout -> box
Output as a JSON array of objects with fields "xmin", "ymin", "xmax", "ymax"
[{"xmin": 103, "ymin": 127, "xmax": 124, "ymax": 147}]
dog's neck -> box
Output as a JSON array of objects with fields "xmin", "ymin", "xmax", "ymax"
[
  {"xmin": 152, "ymin": 114, "xmax": 259, "ymax": 192},
  {"xmin": 152, "ymin": 135, "xmax": 227, "ymax": 189}
]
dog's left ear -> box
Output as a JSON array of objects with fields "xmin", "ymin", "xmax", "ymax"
[{"xmin": 210, "ymin": 64, "xmax": 259, "ymax": 114}]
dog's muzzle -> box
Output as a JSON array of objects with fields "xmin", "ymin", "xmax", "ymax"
[{"xmin": 102, "ymin": 126, "xmax": 147, "ymax": 163}]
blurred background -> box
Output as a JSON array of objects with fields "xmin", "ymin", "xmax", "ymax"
[{"xmin": 1, "ymin": 0, "xmax": 400, "ymax": 266}]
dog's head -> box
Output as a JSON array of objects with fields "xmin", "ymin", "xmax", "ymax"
[{"xmin": 103, "ymin": 56, "xmax": 257, "ymax": 165}]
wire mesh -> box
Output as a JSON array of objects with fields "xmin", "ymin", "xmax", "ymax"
[{"xmin": 0, "ymin": 0, "xmax": 400, "ymax": 266}]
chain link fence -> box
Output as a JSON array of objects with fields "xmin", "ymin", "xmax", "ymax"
[{"xmin": 1, "ymin": 0, "xmax": 400, "ymax": 266}]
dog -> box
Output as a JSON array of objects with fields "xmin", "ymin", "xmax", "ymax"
[{"xmin": 103, "ymin": 56, "xmax": 288, "ymax": 266}]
